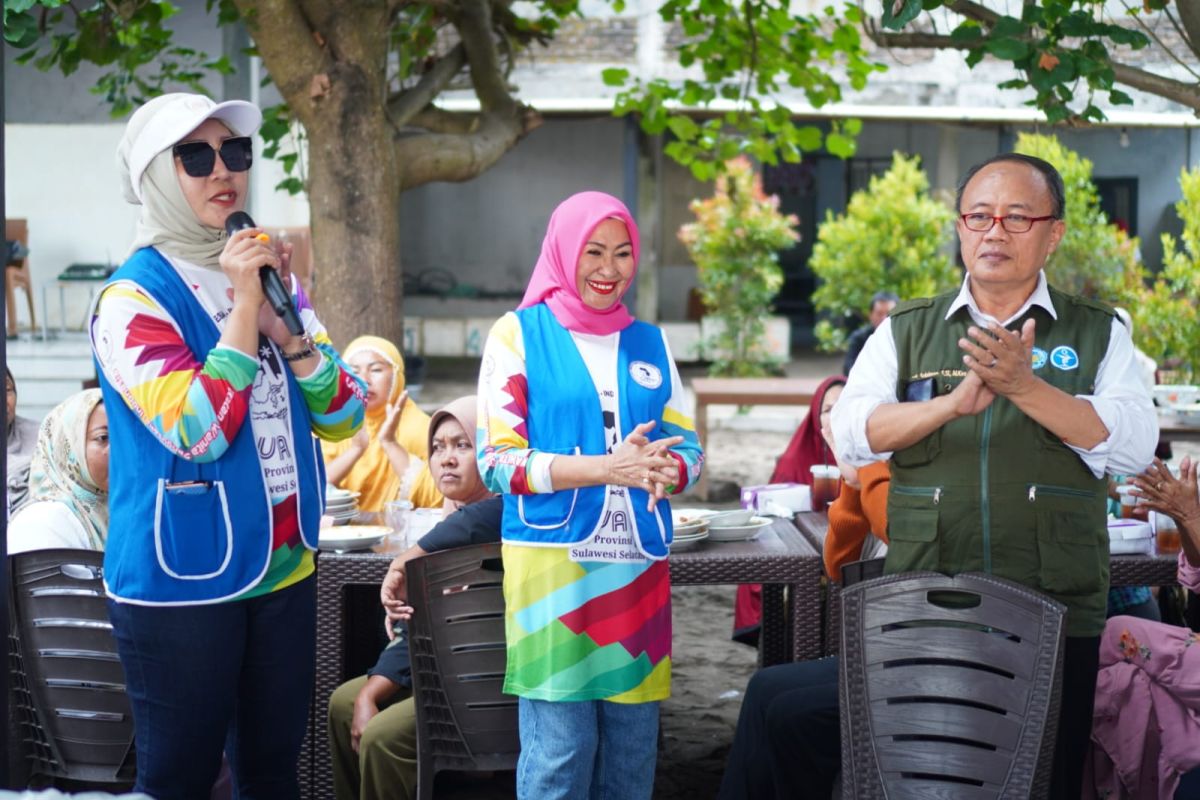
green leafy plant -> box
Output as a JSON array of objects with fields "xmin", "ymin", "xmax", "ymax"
[
  {"xmin": 809, "ymin": 152, "xmax": 957, "ymax": 351},
  {"xmin": 1014, "ymin": 132, "xmax": 1140, "ymax": 302},
  {"xmin": 1124, "ymin": 167, "xmax": 1200, "ymax": 383},
  {"xmin": 679, "ymin": 157, "xmax": 799, "ymax": 376},
  {"xmin": 608, "ymin": 3, "xmax": 884, "ymax": 179}
]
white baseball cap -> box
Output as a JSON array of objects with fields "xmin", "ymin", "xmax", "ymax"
[{"xmin": 118, "ymin": 93, "xmax": 262, "ymax": 204}]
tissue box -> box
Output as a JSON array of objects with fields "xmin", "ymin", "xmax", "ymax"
[
  {"xmin": 1107, "ymin": 519, "xmax": 1153, "ymax": 555},
  {"xmin": 741, "ymin": 483, "xmax": 812, "ymax": 514}
]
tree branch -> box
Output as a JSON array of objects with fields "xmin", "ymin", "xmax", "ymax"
[
  {"xmin": 407, "ymin": 106, "xmax": 480, "ymax": 135},
  {"xmin": 1117, "ymin": 0, "xmax": 1200, "ymax": 81},
  {"xmin": 234, "ymin": 0, "xmax": 328, "ymax": 105},
  {"xmin": 870, "ymin": 28, "xmax": 1200, "ymax": 114},
  {"xmin": 453, "ymin": 0, "xmax": 517, "ymax": 112},
  {"xmin": 387, "ymin": 44, "xmax": 467, "ymax": 126},
  {"xmin": 1174, "ymin": 2, "xmax": 1200, "ymax": 58},
  {"xmin": 396, "ymin": 105, "xmax": 541, "ymax": 189}
]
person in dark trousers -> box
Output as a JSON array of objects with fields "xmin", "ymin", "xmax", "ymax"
[
  {"xmin": 721, "ymin": 153, "xmax": 1158, "ymax": 800},
  {"xmin": 841, "ymin": 290, "xmax": 898, "ymax": 375}
]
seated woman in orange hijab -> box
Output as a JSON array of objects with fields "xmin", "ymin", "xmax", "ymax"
[{"xmin": 323, "ymin": 336, "xmax": 442, "ymax": 512}]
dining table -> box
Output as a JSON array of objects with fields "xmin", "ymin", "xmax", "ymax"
[
  {"xmin": 298, "ymin": 515, "xmax": 824, "ymax": 800},
  {"xmin": 792, "ymin": 510, "xmax": 1183, "ymax": 657}
]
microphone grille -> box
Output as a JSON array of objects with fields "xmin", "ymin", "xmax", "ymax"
[{"xmin": 224, "ymin": 211, "xmax": 256, "ymax": 236}]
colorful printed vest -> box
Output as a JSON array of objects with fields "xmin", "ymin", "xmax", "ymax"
[
  {"xmin": 95, "ymin": 247, "xmax": 324, "ymax": 605},
  {"xmin": 500, "ymin": 303, "xmax": 675, "ymax": 559}
]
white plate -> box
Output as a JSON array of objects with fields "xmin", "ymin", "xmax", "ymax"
[
  {"xmin": 319, "ymin": 526, "xmax": 392, "ymax": 552},
  {"xmin": 673, "ymin": 519, "xmax": 709, "ymax": 537},
  {"xmin": 325, "ymin": 488, "xmax": 361, "ymax": 501},
  {"xmin": 707, "ymin": 516, "xmax": 771, "ymax": 542},
  {"xmin": 670, "ymin": 530, "xmax": 709, "ymax": 551},
  {"xmin": 324, "ymin": 499, "xmax": 358, "ymax": 511}
]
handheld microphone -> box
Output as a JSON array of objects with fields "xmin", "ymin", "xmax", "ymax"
[{"xmin": 224, "ymin": 211, "xmax": 305, "ymax": 336}]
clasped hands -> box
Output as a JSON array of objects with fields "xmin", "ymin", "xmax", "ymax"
[
  {"xmin": 950, "ymin": 318, "xmax": 1039, "ymax": 417},
  {"xmin": 609, "ymin": 421, "xmax": 682, "ymax": 512}
]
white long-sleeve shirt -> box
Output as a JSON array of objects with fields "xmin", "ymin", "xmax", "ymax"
[{"xmin": 831, "ymin": 271, "xmax": 1158, "ymax": 479}]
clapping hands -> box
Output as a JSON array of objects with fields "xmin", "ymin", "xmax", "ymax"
[{"xmin": 609, "ymin": 421, "xmax": 683, "ymax": 511}]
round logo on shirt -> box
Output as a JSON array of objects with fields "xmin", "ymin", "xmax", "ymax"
[
  {"xmin": 1031, "ymin": 347, "xmax": 1048, "ymax": 370},
  {"xmin": 1050, "ymin": 346, "xmax": 1079, "ymax": 371},
  {"xmin": 629, "ymin": 361, "xmax": 663, "ymax": 389}
]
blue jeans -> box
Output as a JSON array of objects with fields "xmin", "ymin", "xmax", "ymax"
[
  {"xmin": 107, "ymin": 575, "xmax": 316, "ymax": 800},
  {"xmin": 517, "ymin": 697, "xmax": 659, "ymax": 800}
]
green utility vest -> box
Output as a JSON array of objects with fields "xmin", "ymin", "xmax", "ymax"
[{"xmin": 887, "ymin": 285, "xmax": 1115, "ymax": 638}]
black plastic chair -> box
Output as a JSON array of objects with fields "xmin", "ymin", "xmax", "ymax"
[
  {"xmin": 8, "ymin": 549, "xmax": 135, "ymax": 786},
  {"xmin": 406, "ymin": 543, "xmax": 518, "ymax": 800},
  {"xmin": 838, "ymin": 571, "xmax": 1065, "ymax": 800}
]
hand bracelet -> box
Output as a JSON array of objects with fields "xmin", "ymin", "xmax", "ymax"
[{"xmin": 282, "ymin": 334, "xmax": 316, "ymax": 363}]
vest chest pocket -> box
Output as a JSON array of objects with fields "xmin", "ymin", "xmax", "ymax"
[{"xmin": 154, "ymin": 479, "xmax": 234, "ymax": 580}]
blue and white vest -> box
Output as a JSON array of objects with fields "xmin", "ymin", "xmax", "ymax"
[
  {"xmin": 501, "ymin": 303, "xmax": 675, "ymax": 559},
  {"xmin": 95, "ymin": 247, "xmax": 324, "ymax": 605}
]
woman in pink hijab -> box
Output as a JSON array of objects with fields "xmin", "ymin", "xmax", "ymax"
[{"xmin": 476, "ymin": 191, "xmax": 704, "ymax": 799}]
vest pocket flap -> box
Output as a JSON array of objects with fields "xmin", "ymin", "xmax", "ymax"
[
  {"xmin": 1036, "ymin": 511, "xmax": 1105, "ymax": 595},
  {"xmin": 888, "ymin": 507, "xmax": 939, "ymax": 542},
  {"xmin": 154, "ymin": 479, "xmax": 234, "ymax": 580}
]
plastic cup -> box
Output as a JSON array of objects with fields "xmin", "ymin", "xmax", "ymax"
[
  {"xmin": 385, "ymin": 500, "xmax": 413, "ymax": 545},
  {"xmin": 1116, "ymin": 485, "xmax": 1140, "ymax": 520},
  {"xmin": 810, "ymin": 465, "xmax": 841, "ymax": 508},
  {"xmin": 1152, "ymin": 511, "xmax": 1182, "ymax": 555}
]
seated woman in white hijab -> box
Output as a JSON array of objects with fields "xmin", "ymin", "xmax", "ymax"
[
  {"xmin": 9, "ymin": 389, "xmax": 109, "ymax": 553},
  {"xmin": 6, "ymin": 365, "xmax": 42, "ymax": 515}
]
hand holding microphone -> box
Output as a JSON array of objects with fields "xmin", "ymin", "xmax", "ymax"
[{"xmin": 224, "ymin": 211, "xmax": 305, "ymax": 336}]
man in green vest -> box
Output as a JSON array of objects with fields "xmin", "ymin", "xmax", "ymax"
[{"xmin": 831, "ymin": 153, "xmax": 1158, "ymax": 798}]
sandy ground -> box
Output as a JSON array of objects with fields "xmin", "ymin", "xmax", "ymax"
[{"xmin": 416, "ymin": 363, "xmax": 806, "ymax": 800}]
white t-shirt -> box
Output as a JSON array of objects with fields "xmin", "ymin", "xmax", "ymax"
[
  {"xmin": 8, "ymin": 501, "xmax": 96, "ymax": 554},
  {"xmin": 565, "ymin": 330, "xmax": 646, "ymax": 564}
]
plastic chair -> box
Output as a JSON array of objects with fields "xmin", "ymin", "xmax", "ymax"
[
  {"xmin": 8, "ymin": 549, "xmax": 135, "ymax": 786},
  {"xmin": 838, "ymin": 571, "xmax": 1065, "ymax": 800},
  {"xmin": 406, "ymin": 543, "xmax": 517, "ymax": 800},
  {"xmin": 5, "ymin": 219, "xmax": 37, "ymax": 337}
]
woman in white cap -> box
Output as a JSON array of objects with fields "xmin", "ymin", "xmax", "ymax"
[{"xmin": 89, "ymin": 93, "xmax": 366, "ymax": 799}]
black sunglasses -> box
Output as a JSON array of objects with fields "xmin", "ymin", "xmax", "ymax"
[{"xmin": 172, "ymin": 136, "xmax": 253, "ymax": 177}]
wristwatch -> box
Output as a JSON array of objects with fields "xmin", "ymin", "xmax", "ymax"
[{"xmin": 281, "ymin": 333, "xmax": 317, "ymax": 362}]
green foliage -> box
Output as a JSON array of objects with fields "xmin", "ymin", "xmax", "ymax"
[
  {"xmin": 679, "ymin": 157, "xmax": 799, "ymax": 376},
  {"xmin": 1013, "ymin": 132, "xmax": 1140, "ymax": 301},
  {"xmin": 610, "ymin": 2, "xmax": 885, "ymax": 179},
  {"xmin": 881, "ymin": 2, "xmax": 1158, "ymax": 123},
  {"xmin": 1124, "ymin": 168, "xmax": 1200, "ymax": 382},
  {"xmin": 7, "ymin": 1, "xmax": 235, "ymax": 118},
  {"xmin": 809, "ymin": 153, "xmax": 957, "ymax": 351}
]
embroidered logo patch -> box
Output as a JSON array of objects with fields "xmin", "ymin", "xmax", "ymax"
[
  {"xmin": 630, "ymin": 361, "xmax": 663, "ymax": 389},
  {"xmin": 1050, "ymin": 346, "xmax": 1079, "ymax": 371},
  {"xmin": 1031, "ymin": 347, "xmax": 1048, "ymax": 370}
]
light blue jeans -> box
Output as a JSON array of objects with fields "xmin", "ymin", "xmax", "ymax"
[{"xmin": 517, "ymin": 697, "xmax": 660, "ymax": 800}]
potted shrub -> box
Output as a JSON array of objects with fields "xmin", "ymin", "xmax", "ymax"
[
  {"xmin": 679, "ymin": 157, "xmax": 800, "ymax": 376},
  {"xmin": 808, "ymin": 152, "xmax": 957, "ymax": 353}
]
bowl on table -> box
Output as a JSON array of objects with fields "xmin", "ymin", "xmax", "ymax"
[
  {"xmin": 704, "ymin": 508, "xmax": 756, "ymax": 528},
  {"xmin": 1154, "ymin": 384, "xmax": 1200, "ymax": 408},
  {"xmin": 1171, "ymin": 403, "xmax": 1200, "ymax": 426}
]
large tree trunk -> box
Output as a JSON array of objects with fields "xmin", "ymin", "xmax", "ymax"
[
  {"xmin": 237, "ymin": 0, "xmax": 539, "ymax": 346},
  {"xmin": 305, "ymin": 101, "xmax": 404, "ymax": 348}
]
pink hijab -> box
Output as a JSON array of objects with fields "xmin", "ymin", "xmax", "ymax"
[{"xmin": 518, "ymin": 191, "xmax": 640, "ymax": 335}]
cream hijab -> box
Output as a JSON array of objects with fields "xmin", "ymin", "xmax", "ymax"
[
  {"xmin": 428, "ymin": 395, "xmax": 492, "ymax": 514},
  {"xmin": 116, "ymin": 95, "xmax": 262, "ymax": 269}
]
